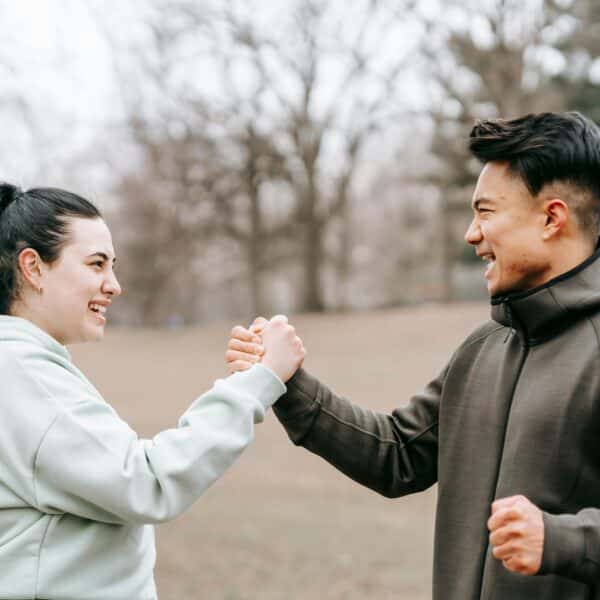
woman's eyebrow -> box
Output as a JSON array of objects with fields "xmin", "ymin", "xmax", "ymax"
[{"xmin": 87, "ymin": 252, "xmax": 117, "ymax": 263}]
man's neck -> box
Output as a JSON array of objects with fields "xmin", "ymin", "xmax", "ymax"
[{"xmin": 546, "ymin": 238, "xmax": 596, "ymax": 282}]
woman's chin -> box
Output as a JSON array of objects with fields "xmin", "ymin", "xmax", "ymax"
[{"xmin": 67, "ymin": 325, "xmax": 105, "ymax": 345}]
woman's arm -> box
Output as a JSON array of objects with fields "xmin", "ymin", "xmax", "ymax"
[{"xmin": 33, "ymin": 364, "xmax": 285, "ymax": 525}]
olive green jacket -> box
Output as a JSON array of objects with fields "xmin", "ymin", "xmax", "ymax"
[{"xmin": 274, "ymin": 251, "xmax": 600, "ymax": 599}]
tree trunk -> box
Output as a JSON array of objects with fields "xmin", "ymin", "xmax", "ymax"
[{"xmin": 248, "ymin": 179, "xmax": 262, "ymax": 317}]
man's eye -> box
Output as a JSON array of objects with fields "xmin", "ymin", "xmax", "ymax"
[{"xmin": 92, "ymin": 261, "xmax": 104, "ymax": 268}]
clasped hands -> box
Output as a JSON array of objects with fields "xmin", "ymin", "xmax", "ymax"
[
  {"xmin": 226, "ymin": 315, "xmax": 305, "ymax": 383},
  {"xmin": 225, "ymin": 321, "xmax": 545, "ymax": 576}
]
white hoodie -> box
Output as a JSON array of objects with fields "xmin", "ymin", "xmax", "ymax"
[{"xmin": 0, "ymin": 315, "xmax": 285, "ymax": 599}]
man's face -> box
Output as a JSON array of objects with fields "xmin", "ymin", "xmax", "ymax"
[{"xmin": 464, "ymin": 161, "xmax": 552, "ymax": 297}]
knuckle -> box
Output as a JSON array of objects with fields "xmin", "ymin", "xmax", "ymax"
[{"xmin": 512, "ymin": 507, "xmax": 523, "ymax": 519}]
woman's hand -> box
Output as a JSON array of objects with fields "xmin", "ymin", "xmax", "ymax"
[{"xmin": 226, "ymin": 315, "xmax": 305, "ymax": 382}]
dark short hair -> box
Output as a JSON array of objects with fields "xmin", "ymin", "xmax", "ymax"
[
  {"xmin": 0, "ymin": 184, "xmax": 102, "ymax": 314},
  {"xmin": 469, "ymin": 111, "xmax": 600, "ymax": 239}
]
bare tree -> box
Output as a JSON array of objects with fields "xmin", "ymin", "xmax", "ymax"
[
  {"xmin": 201, "ymin": 0, "xmax": 420, "ymax": 311},
  {"xmin": 96, "ymin": 0, "xmax": 422, "ymax": 322}
]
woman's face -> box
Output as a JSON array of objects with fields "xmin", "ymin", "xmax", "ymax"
[{"xmin": 36, "ymin": 217, "xmax": 121, "ymax": 345}]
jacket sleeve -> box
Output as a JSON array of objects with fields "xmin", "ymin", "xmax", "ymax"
[
  {"xmin": 272, "ymin": 365, "xmax": 447, "ymax": 498},
  {"xmin": 539, "ymin": 509, "xmax": 600, "ymax": 583},
  {"xmin": 33, "ymin": 364, "xmax": 285, "ymax": 525}
]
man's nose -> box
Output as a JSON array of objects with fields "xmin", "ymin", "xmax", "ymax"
[{"xmin": 464, "ymin": 218, "xmax": 482, "ymax": 245}]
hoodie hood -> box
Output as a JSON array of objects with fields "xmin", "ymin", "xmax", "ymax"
[{"xmin": 0, "ymin": 315, "xmax": 71, "ymax": 361}]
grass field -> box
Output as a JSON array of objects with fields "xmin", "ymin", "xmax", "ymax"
[{"xmin": 71, "ymin": 301, "xmax": 490, "ymax": 600}]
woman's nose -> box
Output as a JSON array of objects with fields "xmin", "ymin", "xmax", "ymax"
[{"xmin": 103, "ymin": 272, "xmax": 122, "ymax": 297}]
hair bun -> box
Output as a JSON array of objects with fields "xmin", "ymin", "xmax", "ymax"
[{"xmin": 0, "ymin": 183, "xmax": 21, "ymax": 215}]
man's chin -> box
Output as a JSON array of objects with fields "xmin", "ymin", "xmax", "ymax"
[{"xmin": 487, "ymin": 280, "xmax": 511, "ymax": 298}]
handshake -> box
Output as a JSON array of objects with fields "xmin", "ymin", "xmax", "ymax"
[{"xmin": 225, "ymin": 315, "xmax": 306, "ymax": 383}]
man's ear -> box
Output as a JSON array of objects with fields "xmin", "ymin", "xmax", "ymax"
[
  {"xmin": 17, "ymin": 248, "xmax": 45, "ymax": 292},
  {"xmin": 542, "ymin": 199, "xmax": 569, "ymax": 240}
]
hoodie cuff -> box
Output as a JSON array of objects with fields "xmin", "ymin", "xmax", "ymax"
[
  {"xmin": 229, "ymin": 363, "xmax": 287, "ymax": 411},
  {"xmin": 539, "ymin": 512, "xmax": 586, "ymax": 577}
]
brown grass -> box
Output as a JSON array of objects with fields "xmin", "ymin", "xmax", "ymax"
[{"xmin": 71, "ymin": 301, "xmax": 490, "ymax": 600}]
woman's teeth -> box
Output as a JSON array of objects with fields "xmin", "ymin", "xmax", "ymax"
[{"xmin": 89, "ymin": 303, "xmax": 107, "ymax": 314}]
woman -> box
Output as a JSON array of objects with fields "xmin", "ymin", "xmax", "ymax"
[{"xmin": 0, "ymin": 183, "xmax": 305, "ymax": 599}]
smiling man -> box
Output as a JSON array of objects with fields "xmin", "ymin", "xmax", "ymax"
[{"xmin": 228, "ymin": 111, "xmax": 600, "ymax": 599}]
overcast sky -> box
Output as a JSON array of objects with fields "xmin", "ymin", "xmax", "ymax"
[{"xmin": 0, "ymin": 1, "xmax": 427, "ymax": 194}]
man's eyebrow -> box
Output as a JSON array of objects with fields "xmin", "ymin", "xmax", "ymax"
[
  {"xmin": 472, "ymin": 196, "xmax": 497, "ymax": 210},
  {"xmin": 87, "ymin": 252, "xmax": 117, "ymax": 263}
]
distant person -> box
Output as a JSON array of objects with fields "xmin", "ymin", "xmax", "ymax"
[
  {"xmin": 228, "ymin": 112, "xmax": 600, "ymax": 599},
  {"xmin": 0, "ymin": 183, "xmax": 305, "ymax": 600}
]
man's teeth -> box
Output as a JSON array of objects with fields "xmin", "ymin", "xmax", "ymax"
[{"xmin": 89, "ymin": 303, "xmax": 107, "ymax": 314}]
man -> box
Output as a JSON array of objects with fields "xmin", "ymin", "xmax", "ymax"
[{"xmin": 226, "ymin": 112, "xmax": 600, "ymax": 599}]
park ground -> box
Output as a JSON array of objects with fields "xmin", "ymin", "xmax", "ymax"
[{"xmin": 72, "ymin": 301, "xmax": 490, "ymax": 600}]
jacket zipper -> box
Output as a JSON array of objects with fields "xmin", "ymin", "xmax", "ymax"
[{"xmin": 478, "ymin": 302, "xmax": 530, "ymax": 600}]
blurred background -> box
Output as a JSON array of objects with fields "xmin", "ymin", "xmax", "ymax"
[{"xmin": 2, "ymin": 0, "xmax": 600, "ymax": 597}]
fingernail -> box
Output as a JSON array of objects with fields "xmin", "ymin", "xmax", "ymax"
[{"xmin": 258, "ymin": 346, "xmax": 264, "ymax": 355}]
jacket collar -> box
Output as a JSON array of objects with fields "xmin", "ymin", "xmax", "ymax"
[
  {"xmin": 490, "ymin": 248, "xmax": 600, "ymax": 344},
  {"xmin": 0, "ymin": 315, "xmax": 71, "ymax": 360}
]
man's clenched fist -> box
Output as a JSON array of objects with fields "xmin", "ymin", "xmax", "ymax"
[{"xmin": 488, "ymin": 494, "xmax": 544, "ymax": 575}]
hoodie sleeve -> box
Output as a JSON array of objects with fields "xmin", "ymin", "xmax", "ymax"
[
  {"xmin": 539, "ymin": 509, "xmax": 600, "ymax": 584},
  {"xmin": 33, "ymin": 364, "xmax": 285, "ymax": 525},
  {"xmin": 272, "ymin": 365, "xmax": 445, "ymax": 498}
]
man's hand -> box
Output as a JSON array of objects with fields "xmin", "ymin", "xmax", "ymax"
[
  {"xmin": 488, "ymin": 494, "xmax": 544, "ymax": 576},
  {"xmin": 226, "ymin": 315, "xmax": 305, "ymax": 382},
  {"xmin": 225, "ymin": 324, "xmax": 264, "ymax": 374}
]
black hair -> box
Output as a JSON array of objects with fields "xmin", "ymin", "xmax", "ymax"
[
  {"xmin": 469, "ymin": 111, "xmax": 600, "ymax": 239},
  {"xmin": 0, "ymin": 183, "xmax": 102, "ymax": 314}
]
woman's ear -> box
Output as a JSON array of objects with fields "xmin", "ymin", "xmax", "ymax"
[
  {"xmin": 542, "ymin": 198, "xmax": 569, "ymax": 240},
  {"xmin": 17, "ymin": 248, "xmax": 45, "ymax": 293}
]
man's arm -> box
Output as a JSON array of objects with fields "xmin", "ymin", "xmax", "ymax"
[
  {"xmin": 538, "ymin": 508, "xmax": 600, "ymax": 583},
  {"xmin": 227, "ymin": 318, "xmax": 444, "ymax": 497},
  {"xmin": 272, "ymin": 366, "xmax": 443, "ymax": 498}
]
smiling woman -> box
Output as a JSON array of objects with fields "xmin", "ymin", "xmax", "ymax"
[
  {"xmin": 0, "ymin": 183, "xmax": 305, "ymax": 600},
  {"xmin": 0, "ymin": 185, "xmax": 119, "ymax": 344}
]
